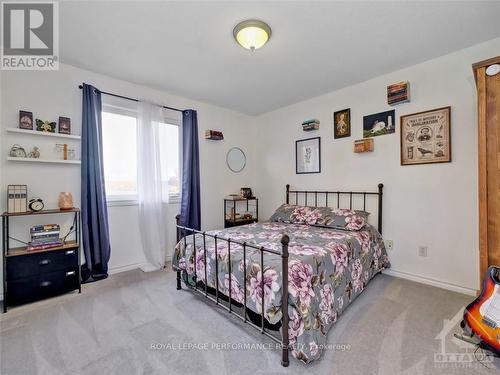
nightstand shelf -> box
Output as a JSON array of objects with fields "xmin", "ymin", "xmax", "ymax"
[{"xmin": 224, "ymin": 197, "xmax": 258, "ymax": 228}]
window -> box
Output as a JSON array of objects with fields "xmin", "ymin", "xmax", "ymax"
[{"xmin": 101, "ymin": 104, "xmax": 181, "ymax": 203}]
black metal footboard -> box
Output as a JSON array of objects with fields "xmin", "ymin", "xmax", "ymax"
[{"xmin": 173, "ymin": 215, "xmax": 290, "ymax": 367}]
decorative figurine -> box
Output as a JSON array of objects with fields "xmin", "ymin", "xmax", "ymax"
[
  {"xmin": 27, "ymin": 146, "xmax": 40, "ymax": 158},
  {"xmin": 36, "ymin": 119, "xmax": 56, "ymax": 133},
  {"xmin": 9, "ymin": 144, "xmax": 27, "ymax": 158}
]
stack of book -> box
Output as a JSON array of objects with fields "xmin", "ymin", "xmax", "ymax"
[
  {"xmin": 28, "ymin": 224, "xmax": 63, "ymax": 251},
  {"xmin": 302, "ymin": 119, "xmax": 320, "ymax": 131},
  {"xmin": 205, "ymin": 130, "xmax": 224, "ymax": 140},
  {"xmin": 387, "ymin": 81, "xmax": 410, "ymax": 105}
]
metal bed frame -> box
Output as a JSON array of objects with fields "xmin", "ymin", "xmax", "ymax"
[{"xmin": 174, "ymin": 183, "xmax": 384, "ymax": 367}]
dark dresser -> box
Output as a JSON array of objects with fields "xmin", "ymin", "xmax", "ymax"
[{"xmin": 2, "ymin": 209, "xmax": 81, "ymax": 312}]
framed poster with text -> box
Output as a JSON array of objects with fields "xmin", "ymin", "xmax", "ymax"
[{"xmin": 400, "ymin": 107, "xmax": 451, "ymax": 166}]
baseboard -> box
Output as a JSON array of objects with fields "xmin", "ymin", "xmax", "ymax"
[
  {"xmin": 0, "ymin": 264, "xmax": 144, "ymax": 302},
  {"xmin": 383, "ymin": 269, "xmax": 477, "ymax": 296},
  {"xmin": 108, "ymin": 262, "xmax": 144, "ymax": 275}
]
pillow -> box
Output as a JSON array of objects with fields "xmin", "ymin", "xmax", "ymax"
[
  {"xmin": 269, "ymin": 204, "xmax": 368, "ymax": 230},
  {"xmin": 314, "ymin": 208, "xmax": 367, "ymax": 231}
]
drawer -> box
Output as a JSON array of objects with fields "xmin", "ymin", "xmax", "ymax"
[
  {"xmin": 6, "ymin": 268, "xmax": 79, "ymax": 306},
  {"xmin": 6, "ymin": 248, "xmax": 78, "ymax": 280}
]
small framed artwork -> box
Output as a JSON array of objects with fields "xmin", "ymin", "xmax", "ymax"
[
  {"xmin": 296, "ymin": 137, "xmax": 321, "ymax": 174},
  {"xmin": 36, "ymin": 119, "xmax": 56, "ymax": 133},
  {"xmin": 387, "ymin": 81, "xmax": 410, "ymax": 105},
  {"xmin": 58, "ymin": 117, "xmax": 71, "ymax": 134},
  {"xmin": 333, "ymin": 108, "xmax": 350, "ymax": 139},
  {"xmin": 19, "ymin": 111, "xmax": 33, "ymax": 130},
  {"xmin": 363, "ymin": 109, "xmax": 395, "ymax": 138},
  {"xmin": 400, "ymin": 106, "xmax": 451, "ymax": 166}
]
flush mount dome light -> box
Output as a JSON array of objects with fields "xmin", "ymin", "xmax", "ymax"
[
  {"xmin": 233, "ymin": 20, "xmax": 272, "ymax": 51},
  {"xmin": 486, "ymin": 64, "xmax": 500, "ymax": 76}
]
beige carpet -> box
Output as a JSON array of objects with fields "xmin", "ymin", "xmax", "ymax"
[{"xmin": 1, "ymin": 268, "xmax": 498, "ymax": 375}]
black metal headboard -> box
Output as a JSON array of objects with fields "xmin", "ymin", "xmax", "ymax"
[{"xmin": 285, "ymin": 183, "xmax": 384, "ymax": 234}]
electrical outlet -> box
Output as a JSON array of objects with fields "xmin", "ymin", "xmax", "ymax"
[
  {"xmin": 418, "ymin": 246, "xmax": 428, "ymax": 257},
  {"xmin": 385, "ymin": 240, "xmax": 394, "ymax": 250}
]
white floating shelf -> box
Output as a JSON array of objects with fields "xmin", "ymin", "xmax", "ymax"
[
  {"xmin": 7, "ymin": 157, "xmax": 81, "ymax": 165},
  {"xmin": 6, "ymin": 127, "xmax": 81, "ymax": 140}
]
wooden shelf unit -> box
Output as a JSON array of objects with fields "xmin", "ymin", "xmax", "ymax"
[
  {"xmin": 1, "ymin": 208, "xmax": 81, "ymax": 312},
  {"xmin": 2, "ymin": 208, "xmax": 79, "ymax": 217},
  {"xmin": 7, "ymin": 240, "xmax": 79, "ymax": 257}
]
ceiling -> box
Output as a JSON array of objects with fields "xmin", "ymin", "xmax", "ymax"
[{"xmin": 60, "ymin": 1, "xmax": 500, "ymax": 115}]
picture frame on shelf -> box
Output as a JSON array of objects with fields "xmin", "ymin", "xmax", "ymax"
[
  {"xmin": 363, "ymin": 109, "xmax": 395, "ymax": 138},
  {"xmin": 400, "ymin": 106, "xmax": 451, "ymax": 166},
  {"xmin": 36, "ymin": 119, "xmax": 56, "ymax": 133},
  {"xmin": 296, "ymin": 136, "xmax": 321, "ymax": 174},
  {"xmin": 19, "ymin": 111, "xmax": 33, "ymax": 130},
  {"xmin": 58, "ymin": 117, "xmax": 71, "ymax": 134},
  {"xmin": 333, "ymin": 108, "xmax": 350, "ymax": 139}
]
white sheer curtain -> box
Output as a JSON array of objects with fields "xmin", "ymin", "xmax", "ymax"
[{"xmin": 137, "ymin": 101, "xmax": 168, "ymax": 272}]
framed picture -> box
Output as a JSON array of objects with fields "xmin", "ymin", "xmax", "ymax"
[
  {"xmin": 36, "ymin": 119, "xmax": 56, "ymax": 133},
  {"xmin": 333, "ymin": 108, "xmax": 350, "ymax": 138},
  {"xmin": 400, "ymin": 106, "xmax": 451, "ymax": 166},
  {"xmin": 296, "ymin": 137, "xmax": 321, "ymax": 174},
  {"xmin": 363, "ymin": 109, "xmax": 395, "ymax": 138},
  {"xmin": 58, "ymin": 117, "xmax": 71, "ymax": 134},
  {"xmin": 387, "ymin": 81, "xmax": 410, "ymax": 105},
  {"xmin": 19, "ymin": 111, "xmax": 33, "ymax": 130}
]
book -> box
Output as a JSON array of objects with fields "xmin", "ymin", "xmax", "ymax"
[
  {"xmin": 31, "ymin": 224, "xmax": 59, "ymax": 232},
  {"xmin": 27, "ymin": 240, "xmax": 63, "ymax": 251},
  {"xmin": 302, "ymin": 123, "xmax": 320, "ymax": 131},
  {"xmin": 31, "ymin": 230, "xmax": 60, "ymax": 237},
  {"xmin": 31, "ymin": 236, "xmax": 59, "ymax": 244},
  {"xmin": 302, "ymin": 118, "xmax": 320, "ymax": 125},
  {"xmin": 7, "ymin": 185, "xmax": 15, "ymax": 213},
  {"xmin": 204, "ymin": 130, "xmax": 224, "ymax": 140}
]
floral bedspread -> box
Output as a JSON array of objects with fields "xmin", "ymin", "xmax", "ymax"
[{"xmin": 172, "ymin": 221, "xmax": 390, "ymax": 363}]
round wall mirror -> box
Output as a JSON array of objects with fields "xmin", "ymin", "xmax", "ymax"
[{"xmin": 226, "ymin": 147, "xmax": 246, "ymax": 173}]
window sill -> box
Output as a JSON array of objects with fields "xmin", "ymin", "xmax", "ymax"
[{"xmin": 107, "ymin": 197, "xmax": 181, "ymax": 207}]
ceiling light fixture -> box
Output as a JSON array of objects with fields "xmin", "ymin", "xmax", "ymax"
[
  {"xmin": 233, "ymin": 19, "xmax": 272, "ymax": 51},
  {"xmin": 486, "ymin": 64, "xmax": 500, "ymax": 77}
]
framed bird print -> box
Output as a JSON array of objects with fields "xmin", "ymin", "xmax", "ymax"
[{"xmin": 400, "ymin": 106, "xmax": 451, "ymax": 166}]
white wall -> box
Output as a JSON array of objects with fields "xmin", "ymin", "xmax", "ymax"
[
  {"xmin": 254, "ymin": 37, "xmax": 500, "ymax": 293},
  {"xmin": 0, "ymin": 63, "xmax": 256, "ymax": 290},
  {"xmin": 2, "ymin": 38, "xmax": 498, "ymax": 298}
]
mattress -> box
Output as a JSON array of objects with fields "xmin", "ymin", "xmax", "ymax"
[{"xmin": 172, "ymin": 221, "xmax": 390, "ymax": 363}]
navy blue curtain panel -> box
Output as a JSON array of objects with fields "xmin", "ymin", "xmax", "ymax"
[
  {"xmin": 81, "ymin": 83, "xmax": 111, "ymax": 283},
  {"xmin": 180, "ymin": 110, "xmax": 201, "ymax": 230}
]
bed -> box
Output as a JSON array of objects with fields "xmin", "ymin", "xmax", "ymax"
[{"xmin": 172, "ymin": 184, "xmax": 390, "ymax": 366}]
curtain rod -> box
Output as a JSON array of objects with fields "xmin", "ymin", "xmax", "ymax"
[{"xmin": 78, "ymin": 84, "xmax": 186, "ymax": 113}]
